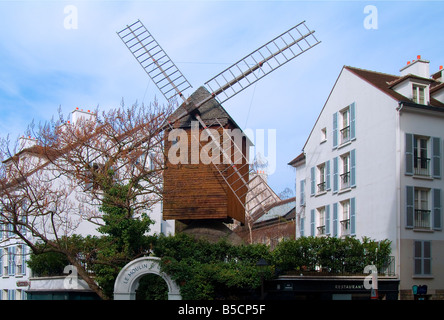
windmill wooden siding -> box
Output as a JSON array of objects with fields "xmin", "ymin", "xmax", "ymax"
[{"xmin": 162, "ymin": 87, "xmax": 249, "ymax": 224}]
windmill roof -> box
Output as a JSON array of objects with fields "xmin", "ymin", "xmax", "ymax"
[{"xmin": 168, "ymin": 86, "xmax": 238, "ymax": 129}]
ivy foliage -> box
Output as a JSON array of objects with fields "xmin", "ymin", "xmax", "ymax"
[{"xmin": 152, "ymin": 233, "xmax": 274, "ymax": 300}]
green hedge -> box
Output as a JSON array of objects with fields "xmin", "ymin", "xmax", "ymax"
[{"xmin": 272, "ymin": 236, "xmax": 392, "ymax": 274}]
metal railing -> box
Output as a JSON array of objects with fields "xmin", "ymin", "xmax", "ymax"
[
  {"xmin": 340, "ymin": 219, "xmax": 350, "ymax": 236},
  {"xmin": 317, "ymin": 225, "xmax": 326, "ymax": 236},
  {"xmin": 340, "ymin": 172, "xmax": 350, "ymax": 190},
  {"xmin": 414, "ymin": 157, "xmax": 430, "ymax": 177},
  {"xmin": 340, "ymin": 126, "xmax": 350, "ymax": 144},
  {"xmin": 414, "ymin": 209, "xmax": 431, "ymax": 229},
  {"xmin": 317, "ymin": 181, "xmax": 326, "ymax": 193}
]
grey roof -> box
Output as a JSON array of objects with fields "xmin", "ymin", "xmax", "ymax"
[
  {"xmin": 169, "ymin": 86, "xmax": 233, "ymax": 129},
  {"xmin": 255, "ymin": 199, "xmax": 296, "ymax": 223}
]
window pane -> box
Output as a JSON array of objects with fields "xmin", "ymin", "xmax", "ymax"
[
  {"xmin": 423, "ymin": 241, "xmax": 431, "ymax": 258},
  {"xmin": 414, "ymin": 258, "xmax": 422, "ymax": 274},
  {"xmin": 414, "ymin": 241, "xmax": 422, "ymax": 258},
  {"xmin": 424, "ymin": 258, "xmax": 431, "ymax": 275}
]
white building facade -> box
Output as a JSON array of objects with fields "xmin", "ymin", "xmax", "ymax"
[
  {"xmin": 290, "ymin": 57, "xmax": 444, "ymax": 299},
  {"xmin": 0, "ymin": 108, "xmax": 174, "ymax": 300}
]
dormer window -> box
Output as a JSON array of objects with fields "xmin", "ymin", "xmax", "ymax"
[{"xmin": 413, "ymin": 84, "xmax": 426, "ymax": 105}]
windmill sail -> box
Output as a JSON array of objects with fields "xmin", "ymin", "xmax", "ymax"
[
  {"xmin": 204, "ymin": 21, "xmax": 320, "ymax": 104},
  {"xmin": 117, "ymin": 20, "xmax": 192, "ymax": 103}
]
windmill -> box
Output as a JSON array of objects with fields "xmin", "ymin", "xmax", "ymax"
[{"xmin": 117, "ymin": 19, "xmax": 320, "ymax": 238}]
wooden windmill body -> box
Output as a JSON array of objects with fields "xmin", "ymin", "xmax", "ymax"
[{"xmin": 163, "ymin": 86, "xmax": 251, "ymax": 225}]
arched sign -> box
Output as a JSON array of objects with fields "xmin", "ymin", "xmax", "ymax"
[{"xmin": 114, "ymin": 256, "xmax": 181, "ymax": 300}]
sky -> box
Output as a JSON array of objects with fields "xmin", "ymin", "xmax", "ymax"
[{"xmin": 1, "ymin": 0, "xmax": 444, "ymax": 196}]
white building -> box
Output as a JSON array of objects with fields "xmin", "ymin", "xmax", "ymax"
[
  {"xmin": 289, "ymin": 57, "xmax": 444, "ymax": 300},
  {"xmin": 0, "ymin": 108, "xmax": 174, "ymax": 300}
]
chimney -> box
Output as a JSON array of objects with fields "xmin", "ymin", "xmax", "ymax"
[
  {"xmin": 19, "ymin": 136, "xmax": 37, "ymax": 151},
  {"xmin": 432, "ymin": 65, "xmax": 444, "ymax": 82},
  {"xmin": 71, "ymin": 108, "xmax": 96, "ymax": 125},
  {"xmin": 400, "ymin": 55, "xmax": 430, "ymax": 78}
]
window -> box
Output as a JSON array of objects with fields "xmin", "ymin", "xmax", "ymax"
[
  {"xmin": 2, "ymin": 248, "xmax": 7, "ymax": 275},
  {"xmin": 340, "ymin": 108, "xmax": 350, "ymax": 144},
  {"xmin": 414, "ymin": 240, "xmax": 431, "ymax": 276},
  {"xmin": 414, "ymin": 188, "xmax": 431, "ymax": 229},
  {"xmin": 333, "ymin": 150, "xmax": 356, "ymax": 193},
  {"xmin": 406, "ymin": 134, "xmax": 441, "ymax": 178},
  {"xmin": 16, "ymin": 245, "xmax": 26, "ymax": 275},
  {"xmin": 317, "ymin": 163, "xmax": 326, "ymax": 193},
  {"xmin": 340, "ymin": 153, "xmax": 350, "ymax": 190},
  {"xmin": 340, "ymin": 200, "xmax": 351, "ymax": 236},
  {"xmin": 406, "ymin": 186, "xmax": 441, "ymax": 230},
  {"xmin": 332, "ymin": 103, "xmax": 355, "ymax": 149},
  {"xmin": 321, "ymin": 127, "xmax": 327, "ymax": 143},
  {"xmin": 311, "ymin": 161, "xmax": 330, "ymax": 196},
  {"xmin": 8, "ymin": 246, "xmax": 16, "ymax": 276},
  {"xmin": 317, "ymin": 207, "xmax": 326, "ymax": 236},
  {"xmin": 413, "ymin": 85, "xmax": 426, "ymax": 105},
  {"xmin": 414, "ymin": 136, "xmax": 430, "ymax": 176}
]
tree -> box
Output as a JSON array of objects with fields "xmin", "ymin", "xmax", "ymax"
[{"xmin": 0, "ymin": 100, "xmax": 174, "ymax": 300}]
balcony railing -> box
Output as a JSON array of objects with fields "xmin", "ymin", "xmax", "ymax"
[
  {"xmin": 340, "ymin": 219, "xmax": 350, "ymax": 236},
  {"xmin": 317, "ymin": 181, "xmax": 326, "ymax": 193},
  {"xmin": 414, "ymin": 209, "xmax": 431, "ymax": 229},
  {"xmin": 340, "ymin": 172, "xmax": 350, "ymax": 189},
  {"xmin": 414, "ymin": 157, "xmax": 431, "ymax": 177},
  {"xmin": 317, "ymin": 225, "xmax": 326, "ymax": 236},
  {"xmin": 340, "ymin": 126, "xmax": 350, "ymax": 144}
]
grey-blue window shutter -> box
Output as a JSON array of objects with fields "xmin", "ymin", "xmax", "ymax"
[
  {"xmin": 405, "ymin": 133, "xmax": 414, "ymax": 175},
  {"xmin": 326, "ymin": 205, "xmax": 331, "ymax": 235},
  {"xmin": 333, "ymin": 203, "xmax": 338, "ymax": 237},
  {"xmin": 432, "ymin": 137, "xmax": 441, "ymax": 179},
  {"xmin": 300, "ymin": 217, "xmax": 305, "ymax": 236},
  {"xmin": 350, "ymin": 149, "xmax": 356, "ymax": 188},
  {"xmin": 333, "ymin": 157, "xmax": 339, "ymax": 193},
  {"xmin": 350, "ymin": 102, "xmax": 356, "ymax": 140},
  {"xmin": 350, "ymin": 198, "xmax": 356, "ymax": 236},
  {"xmin": 21, "ymin": 245, "xmax": 27, "ymax": 275},
  {"xmin": 326, "ymin": 160, "xmax": 331, "ymax": 191},
  {"xmin": 310, "ymin": 209, "xmax": 315, "ymax": 236},
  {"xmin": 406, "ymin": 186, "xmax": 414, "ymax": 228},
  {"xmin": 310, "ymin": 167, "xmax": 315, "ymax": 196},
  {"xmin": 433, "ymin": 188, "xmax": 442, "ymax": 230},
  {"xmin": 333, "ymin": 112, "xmax": 338, "ymax": 149},
  {"xmin": 300, "ymin": 180, "xmax": 306, "ymax": 206}
]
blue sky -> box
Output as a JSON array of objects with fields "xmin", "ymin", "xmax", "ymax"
[{"xmin": 1, "ymin": 0, "xmax": 444, "ymax": 195}]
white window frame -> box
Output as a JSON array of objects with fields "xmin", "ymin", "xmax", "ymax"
[
  {"xmin": 317, "ymin": 207, "xmax": 326, "ymax": 236},
  {"xmin": 340, "ymin": 200, "xmax": 351, "ymax": 237},
  {"xmin": 414, "ymin": 240, "xmax": 431, "ymax": 276},
  {"xmin": 317, "ymin": 163, "xmax": 326, "ymax": 194},
  {"xmin": 340, "ymin": 153, "xmax": 351, "ymax": 190},
  {"xmin": 414, "ymin": 188, "xmax": 431, "ymax": 230},
  {"xmin": 340, "ymin": 107, "xmax": 351, "ymax": 144},
  {"xmin": 413, "ymin": 84, "xmax": 426, "ymax": 105},
  {"xmin": 320, "ymin": 127, "xmax": 327, "ymax": 143},
  {"xmin": 413, "ymin": 135, "xmax": 431, "ymax": 176}
]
